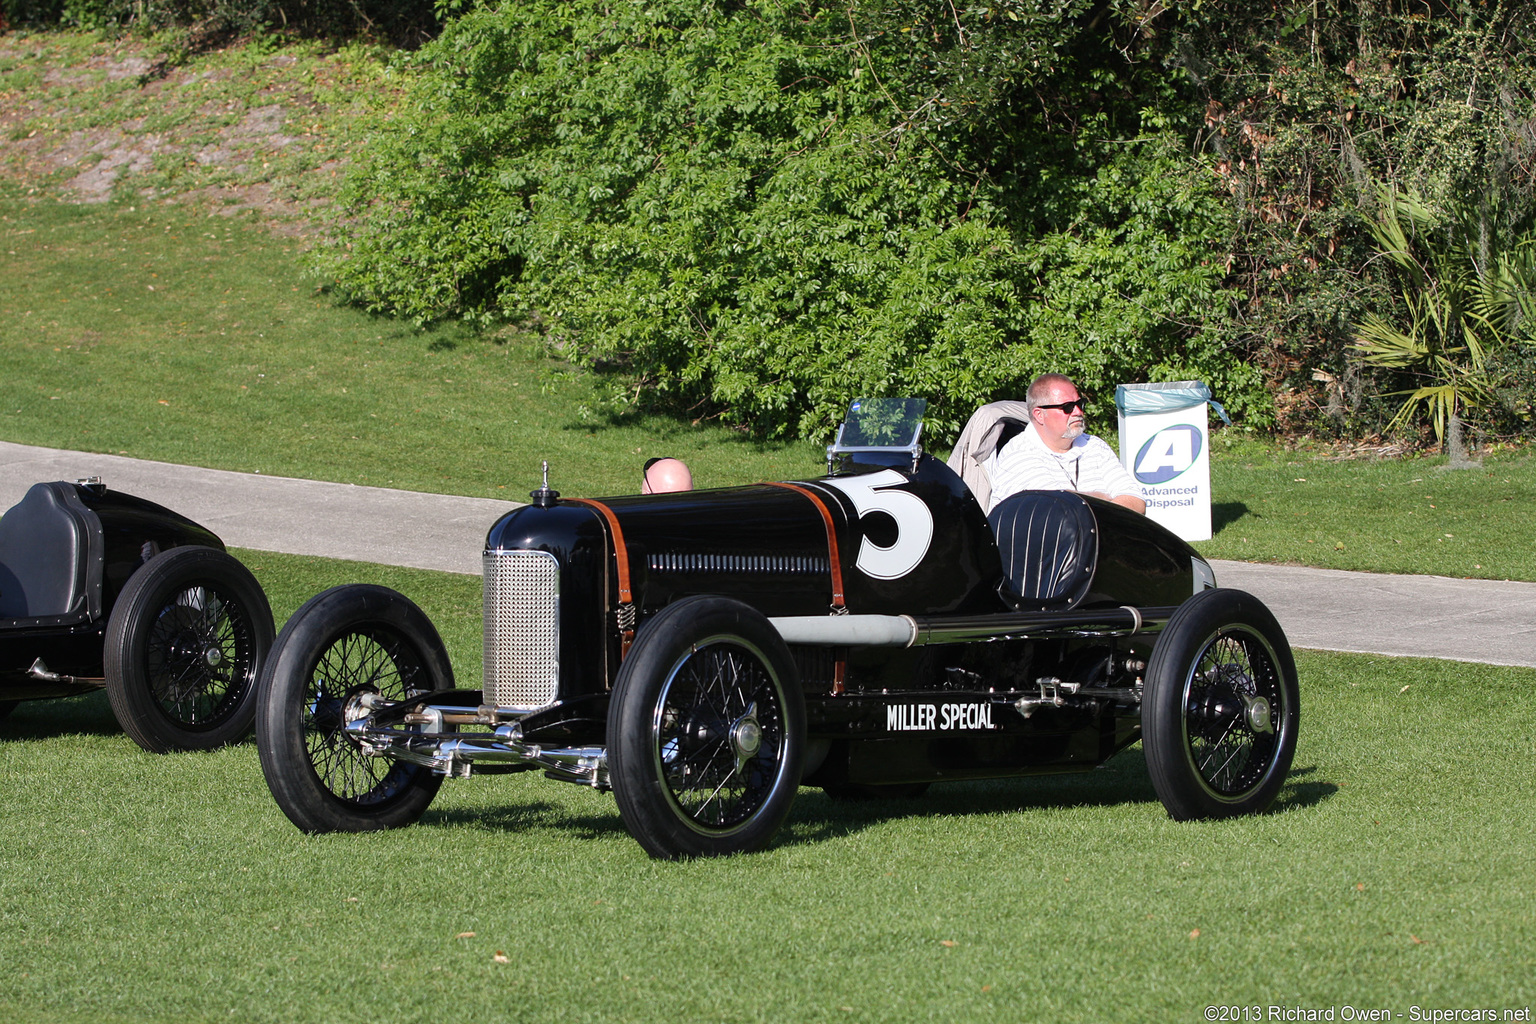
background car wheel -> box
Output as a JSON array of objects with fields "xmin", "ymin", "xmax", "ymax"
[
  {"xmin": 256, "ymin": 585, "xmax": 449, "ymax": 833},
  {"xmin": 104, "ymin": 545, "xmax": 275, "ymax": 753},
  {"xmin": 608, "ymin": 596, "xmax": 806, "ymax": 860},
  {"xmin": 1143, "ymin": 588, "xmax": 1299, "ymax": 820}
]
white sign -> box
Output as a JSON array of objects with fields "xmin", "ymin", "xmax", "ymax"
[{"xmin": 1118, "ymin": 395, "xmax": 1213, "ymax": 542}]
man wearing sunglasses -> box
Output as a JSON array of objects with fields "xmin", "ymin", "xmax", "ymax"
[{"xmin": 988, "ymin": 373, "xmax": 1146, "ymax": 514}]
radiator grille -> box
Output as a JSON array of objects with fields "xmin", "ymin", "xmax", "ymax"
[{"xmin": 482, "ymin": 549, "xmax": 560, "ymax": 710}]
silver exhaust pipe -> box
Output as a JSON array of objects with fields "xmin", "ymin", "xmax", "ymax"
[{"xmin": 770, "ymin": 606, "xmax": 1173, "ymax": 648}]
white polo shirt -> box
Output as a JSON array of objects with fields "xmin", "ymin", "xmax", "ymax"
[{"xmin": 988, "ymin": 423, "xmax": 1141, "ymax": 511}]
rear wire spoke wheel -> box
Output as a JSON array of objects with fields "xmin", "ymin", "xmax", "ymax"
[
  {"xmin": 256, "ymin": 585, "xmax": 449, "ymax": 833},
  {"xmin": 104, "ymin": 546, "xmax": 274, "ymax": 753},
  {"xmin": 1143, "ymin": 588, "xmax": 1299, "ymax": 820},
  {"xmin": 609, "ymin": 596, "xmax": 805, "ymax": 860}
]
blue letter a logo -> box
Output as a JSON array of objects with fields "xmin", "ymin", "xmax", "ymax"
[{"xmin": 1134, "ymin": 425, "xmax": 1202, "ymax": 484}]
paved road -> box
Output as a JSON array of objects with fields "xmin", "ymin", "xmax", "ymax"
[
  {"xmin": 5, "ymin": 440, "xmax": 1534, "ymax": 668},
  {"xmin": 0, "ymin": 442, "xmax": 518, "ymax": 577}
]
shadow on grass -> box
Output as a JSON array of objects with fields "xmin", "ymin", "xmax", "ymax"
[
  {"xmin": 0, "ymin": 693, "xmax": 270, "ymax": 749},
  {"xmin": 1271, "ymin": 764, "xmax": 1338, "ymax": 812},
  {"xmin": 411, "ymin": 751, "xmax": 1339, "ymax": 852},
  {"xmin": 422, "ymin": 801, "xmax": 632, "ymax": 841},
  {"xmin": 0, "ymin": 690, "xmax": 266, "ymax": 749},
  {"xmin": 412, "ymin": 748, "xmax": 1339, "ymax": 853},
  {"xmin": 407, "ymin": 761, "xmax": 1165, "ymax": 849},
  {"xmin": 419, "ymin": 781, "xmax": 1164, "ymax": 851},
  {"xmin": 784, "ymin": 756, "xmax": 1163, "ymax": 839},
  {"xmin": 783, "ymin": 757, "xmax": 1339, "ymax": 845},
  {"xmin": 0, "ymin": 690, "xmax": 121, "ymax": 742},
  {"xmin": 1212, "ymin": 501, "xmax": 1253, "ymax": 534}
]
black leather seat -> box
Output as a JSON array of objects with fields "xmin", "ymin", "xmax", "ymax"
[
  {"xmin": 0, "ymin": 482, "xmax": 103, "ymax": 623},
  {"xmin": 987, "ymin": 490, "xmax": 1098, "ymax": 611}
]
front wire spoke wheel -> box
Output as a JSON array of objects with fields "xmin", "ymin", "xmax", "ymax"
[
  {"xmin": 105, "ymin": 547, "xmax": 274, "ymax": 753},
  {"xmin": 1185, "ymin": 633, "xmax": 1280, "ymax": 797},
  {"xmin": 1144, "ymin": 589, "xmax": 1299, "ymax": 820},
  {"xmin": 610, "ymin": 597, "xmax": 805, "ymax": 860},
  {"xmin": 257, "ymin": 586, "xmax": 451, "ymax": 833},
  {"xmin": 304, "ymin": 630, "xmax": 424, "ymax": 805},
  {"xmin": 657, "ymin": 646, "xmax": 782, "ymax": 830}
]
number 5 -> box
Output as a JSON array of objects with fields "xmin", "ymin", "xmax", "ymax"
[{"xmin": 824, "ymin": 470, "xmax": 934, "ymax": 580}]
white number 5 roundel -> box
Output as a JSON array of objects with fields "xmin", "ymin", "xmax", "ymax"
[{"xmin": 823, "ymin": 470, "xmax": 934, "ymax": 580}]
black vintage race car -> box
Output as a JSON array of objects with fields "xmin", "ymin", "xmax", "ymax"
[
  {"xmin": 255, "ymin": 399, "xmax": 1298, "ymax": 859},
  {"xmin": 0, "ymin": 478, "xmax": 274, "ymax": 752}
]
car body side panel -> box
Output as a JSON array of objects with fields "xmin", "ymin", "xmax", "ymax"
[
  {"xmin": 485, "ymin": 453, "xmax": 1206, "ymax": 704},
  {"xmin": 1, "ymin": 483, "xmax": 228, "ymax": 693},
  {"xmin": 82, "ymin": 486, "xmax": 224, "ymax": 610},
  {"xmin": 1081, "ymin": 496, "xmax": 1202, "ymax": 608},
  {"xmin": 593, "ymin": 485, "xmax": 837, "ymax": 617},
  {"xmin": 808, "ymin": 454, "xmax": 1003, "ymax": 617},
  {"xmin": 599, "ymin": 453, "xmax": 1004, "ymax": 620}
]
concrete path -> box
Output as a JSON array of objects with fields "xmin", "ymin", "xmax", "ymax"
[
  {"xmin": 0, "ymin": 441, "xmax": 518, "ymax": 577},
  {"xmin": 1209, "ymin": 560, "xmax": 1536, "ymax": 668},
  {"xmin": 5, "ymin": 440, "xmax": 1534, "ymax": 669}
]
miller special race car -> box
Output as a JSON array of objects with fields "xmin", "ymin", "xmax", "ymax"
[
  {"xmin": 0, "ymin": 479, "xmax": 274, "ymax": 752},
  {"xmin": 255, "ymin": 399, "xmax": 1298, "ymax": 859}
]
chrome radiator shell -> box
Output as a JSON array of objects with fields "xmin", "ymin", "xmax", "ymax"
[{"xmin": 482, "ymin": 548, "xmax": 560, "ymax": 710}]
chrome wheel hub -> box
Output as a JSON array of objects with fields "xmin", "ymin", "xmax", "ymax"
[
  {"xmin": 730, "ymin": 702, "xmax": 762, "ymax": 772},
  {"xmin": 1243, "ymin": 693, "xmax": 1274, "ymax": 734}
]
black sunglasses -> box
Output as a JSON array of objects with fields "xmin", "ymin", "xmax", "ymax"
[
  {"xmin": 643, "ymin": 457, "xmax": 675, "ymax": 471},
  {"xmin": 1035, "ymin": 398, "xmax": 1087, "ymax": 414}
]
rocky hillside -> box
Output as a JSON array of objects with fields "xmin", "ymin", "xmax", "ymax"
[{"xmin": 0, "ymin": 30, "xmax": 397, "ymax": 232}]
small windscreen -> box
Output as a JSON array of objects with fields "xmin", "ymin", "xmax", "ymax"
[{"xmin": 838, "ymin": 398, "xmax": 927, "ymax": 448}]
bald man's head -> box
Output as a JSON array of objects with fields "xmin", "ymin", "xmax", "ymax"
[{"xmin": 642, "ymin": 457, "xmax": 693, "ymax": 494}]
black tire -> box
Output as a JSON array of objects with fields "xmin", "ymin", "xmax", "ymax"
[
  {"xmin": 0, "ymin": 700, "xmax": 16, "ymax": 720},
  {"xmin": 1143, "ymin": 588, "xmax": 1299, "ymax": 820},
  {"xmin": 256, "ymin": 585, "xmax": 449, "ymax": 833},
  {"xmin": 608, "ymin": 596, "xmax": 806, "ymax": 859},
  {"xmin": 104, "ymin": 546, "xmax": 275, "ymax": 753}
]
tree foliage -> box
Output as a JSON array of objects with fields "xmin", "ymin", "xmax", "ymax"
[
  {"xmin": 20, "ymin": 0, "xmax": 1529, "ymax": 445},
  {"xmin": 1354, "ymin": 187, "xmax": 1536, "ymax": 456},
  {"xmin": 1146, "ymin": 0, "xmax": 1536, "ymax": 437},
  {"xmin": 314, "ymin": 0, "xmax": 1249, "ymax": 441}
]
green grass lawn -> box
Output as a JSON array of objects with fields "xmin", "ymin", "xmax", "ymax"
[
  {"xmin": 1, "ymin": 550, "xmax": 1531, "ymax": 1023},
  {"xmin": 1200, "ymin": 435, "xmax": 1536, "ymax": 581}
]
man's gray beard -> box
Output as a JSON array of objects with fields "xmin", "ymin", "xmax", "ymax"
[{"xmin": 1061, "ymin": 422, "xmax": 1085, "ymax": 442}]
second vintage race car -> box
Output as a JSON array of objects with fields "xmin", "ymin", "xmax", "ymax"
[
  {"xmin": 1, "ymin": 478, "xmax": 274, "ymax": 752},
  {"xmin": 255, "ymin": 399, "xmax": 1298, "ymax": 859}
]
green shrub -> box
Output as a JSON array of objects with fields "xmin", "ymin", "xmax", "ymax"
[
  {"xmin": 315, "ymin": 1, "xmax": 1254, "ymax": 441},
  {"xmin": 1157, "ymin": 0, "xmax": 1536, "ymax": 439}
]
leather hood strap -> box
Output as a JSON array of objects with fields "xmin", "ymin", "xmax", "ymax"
[
  {"xmin": 563, "ymin": 497, "xmax": 636, "ymax": 654},
  {"xmin": 762, "ymin": 481, "xmax": 847, "ymax": 613}
]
